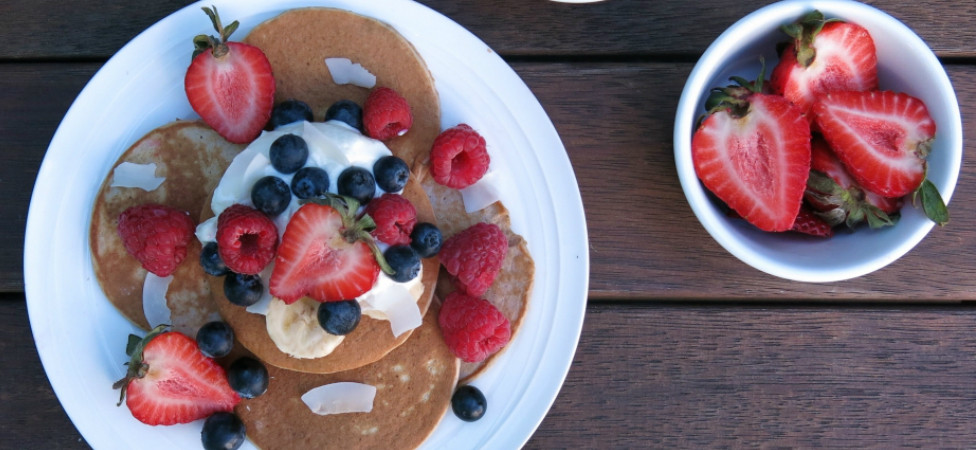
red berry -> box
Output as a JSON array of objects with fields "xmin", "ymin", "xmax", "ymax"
[
  {"xmin": 439, "ymin": 223, "xmax": 507, "ymax": 297},
  {"xmin": 363, "ymin": 87, "xmax": 413, "ymax": 140},
  {"xmin": 438, "ymin": 291, "xmax": 510, "ymax": 363},
  {"xmin": 790, "ymin": 207, "xmax": 833, "ymax": 238},
  {"xmin": 430, "ymin": 124, "xmax": 490, "ymax": 189},
  {"xmin": 216, "ymin": 204, "xmax": 278, "ymax": 275},
  {"xmin": 117, "ymin": 203, "xmax": 196, "ymax": 277},
  {"xmin": 364, "ymin": 193, "xmax": 417, "ymax": 246}
]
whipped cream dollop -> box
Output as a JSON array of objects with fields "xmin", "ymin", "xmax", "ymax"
[{"xmin": 195, "ymin": 120, "xmax": 424, "ymax": 359}]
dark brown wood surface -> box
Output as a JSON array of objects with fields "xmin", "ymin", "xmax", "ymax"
[{"xmin": 4, "ymin": 0, "xmax": 975, "ymax": 448}]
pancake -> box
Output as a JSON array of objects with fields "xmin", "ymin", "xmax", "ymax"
[
  {"xmin": 207, "ymin": 177, "xmax": 441, "ymax": 374},
  {"xmin": 89, "ymin": 120, "xmax": 244, "ymax": 335},
  {"xmin": 234, "ymin": 298, "xmax": 459, "ymax": 450},
  {"xmin": 422, "ymin": 177, "xmax": 535, "ymax": 382},
  {"xmin": 243, "ymin": 7, "xmax": 440, "ymax": 170}
]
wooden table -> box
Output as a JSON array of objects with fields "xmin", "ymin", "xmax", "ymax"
[{"xmin": 3, "ymin": 0, "xmax": 974, "ymax": 447}]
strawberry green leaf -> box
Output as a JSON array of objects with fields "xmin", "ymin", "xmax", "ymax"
[{"xmin": 916, "ymin": 179, "xmax": 949, "ymax": 225}]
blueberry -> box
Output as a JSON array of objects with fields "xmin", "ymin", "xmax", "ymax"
[
  {"xmin": 200, "ymin": 242, "xmax": 229, "ymax": 276},
  {"xmin": 324, "ymin": 100, "xmax": 364, "ymax": 132},
  {"xmin": 373, "ymin": 155, "xmax": 410, "ymax": 192},
  {"xmin": 227, "ymin": 357, "xmax": 269, "ymax": 399},
  {"xmin": 267, "ymin": 99, "xmax": 313, "ymax": 129},
  {"xmin": 384, "ymin": 245, "xmax": 421, "ymax": 282},
  {"xmin": 290, "ymin": 166, "xmax": 330, "ymax": 199},
  {"xmin": 269, "ymin": 134, "xmax": 308, "ymax": 174},
  {"xmin": 451, "ymin": 385, "xmax": 487, "ymax": 422},
  {"xmin": 409, "ymin": 222, "xmax": 443, "ymax": 258},
  {"xmin": 223, "ymin": 273, "xmax": 263, "ymax": 307},
  {"xmin": 337, "ymin": 167, "xmax": 376, "ymax": 204},
  {"xmin": 251, "ymin": 176, "xmax": 291, "ymax": 217},
  {"xmin": 317, "ymin": 300, "xmax": 361, "ymax": 335},
  {"xmin": 196, "ymin": 321, "xmax": 234, "ymax": 358},
  {"xmin": 201, "ymin": 412, "xmax": 246, "ymax": 450}
]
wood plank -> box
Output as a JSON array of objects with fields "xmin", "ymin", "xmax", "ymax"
[
  {"xmin": 6, "ymin": 62, "xmax": 976, "ymax": 299},
  {"xmin": 1, "ymin": 0, "xmax": 973, "ymax": 59},
  {"xmin": 9, "ymin": 298, "xmax": 976, "ymax": 447}
]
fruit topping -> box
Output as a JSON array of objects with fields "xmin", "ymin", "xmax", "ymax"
[
  {"xmin": 804, "ymin": 135, "xmax": 898, "ymax": 228},
  {"xmin": 200, "ymin": 242, "xmax": 230, "ymax": 276},
  {"xmin": 226, "ymin": 357, "xmax": 269, "ymax": 399},
  {"xmin": 250, "ymin": 176, "xmax": 291, "ymax": 217},
  {"xmin": 383, "ymin": 245, "xmax": 421, "ymax": 283},
  {"xmin": 201, "ymin": 412, "xmax": 247, "ymax": 450},
  {"xmin": 451, "ymin": 385, "xmax": 487, "ymax": 422},
  {"xmin": 430, "ymin": 124, "xmax": 490, "ymax": 189},
  {"xmin": 364, "ymin": 193, "xmax": 416, "ymax": 245},
  {"xmin": 223, "ymin": 273, "xmax": 264, "ymax": 307},
  {"xmin": 269, "ymin": 134, "xmax": 309, "ymax": 174},
  {"xmin": 117, "ymin": 203, "xmax": 196, "ymax": 277},
  {"xmin": 216, "ymin": 204, "xmax": 278, "ymax": 275},
  {"xmin": 439, "ymin": 222, "xmax": 508, "ymax": 297},
  {"xmin": 373, "ymin": 155, "xmax": 410, "ymax": 193},
  {"xmin": 185, "ymin": 6, "xmax": 275, "ymax": 144},
  {"xmin": 363, "ymin": 87, "xmax": 413, "ymax": 140},
  {"xmin": 269, "ymin": 196, "xmax": 391, "ymax": 304},
  {"xmin": 337, "ymin": 166, "xmax": 377, "ymax": 204},
  {"xmin": 325, "ymin": 99, "xmax": 364, "ymax": 132},
  {"xmin": 813, "ymin": 90, "xmax": 947, "ymax": 224},
  {"xmin": 317, "ymin": 300, "xmax": 362, "ymax": 335},
  {"xmin": 113, "ymin": 326, "xmax": 240, "ymax": 426},
  {"xmin": 439, "ymin": 291, "xmax": 511, "ymax": 363},
  {"xmin": 267, "ymin": 99, "xmax": 313, "ymax": 130},
  {"xmin": 790, "ymin": 207, "xmax": 833, "ymax": 238},
  {"xmin": 769, "ymin": 11, "xmax": 878, "ymax": 121},
  {"xmin": 290, "ymin": 166, "xmax": 331, "ymax": 199},
  {"xmin": 410, "ymin": 222, "xmax": 443, "ymax": 258},
  {"xmin": 691, "ymin": 67, "xmax": 811, "ymax": 232},
  {"xmin": 196, "ymin": 321, "xmax": 235, "ymax": 358}
]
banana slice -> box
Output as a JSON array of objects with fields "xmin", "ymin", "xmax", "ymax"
[{"xmin": 266, "ymin": 297, "xmax": 344, "ymax": 359}]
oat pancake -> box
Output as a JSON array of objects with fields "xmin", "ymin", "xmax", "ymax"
[
  {"xmin": 89, "ymin": 120, "xmax": 244, "ymax": 335},
  {"xmin": 235, "ymin": 298, "xmax": 458, "ymax": 450},
  {"xmin": 207, "ymin": 177, "xmax": 440, "ymax": 374},
  {"xmin": 243, "ymin": 7, "xmax": 440, "ymax": 170},
  {"xmin": 422, "ymin": 178, "xmax": 534, "ymax": 382}
]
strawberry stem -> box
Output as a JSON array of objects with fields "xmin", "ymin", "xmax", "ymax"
[
  {"xmin": 113, "ymin": 324, "xmax": 169, "ymax": 406},
  {"xmin": 192, "ymin": 6, "xmax": 239, "ymax": 60},
  {"xmin": 301, "ymin": 194, "xmax": 396, "ymax": 275}
]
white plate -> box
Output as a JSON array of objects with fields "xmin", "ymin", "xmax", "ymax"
[{"xmin": 23, "ymin": 1, "xmax": 589, "ymax": 448}]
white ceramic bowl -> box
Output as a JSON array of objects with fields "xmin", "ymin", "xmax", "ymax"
[{"xmin": 673, "ymin": 0, "xmax": 962, "ymax": 282}]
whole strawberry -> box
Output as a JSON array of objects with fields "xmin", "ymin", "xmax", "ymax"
[
  {"xmin": 769, "ymin": 10, "xmax": 878, "ymax": 122},
  {"xmin": 113, "ymin": 326, "xmax": 240, "ymax": 426},
  {"xmin": 692, "ymin": 66, "xmax": 811, "ymax": 232},
  {"xmin": 185, "ymin": 6, "xmax": 275, "ymax": 144},
  {"xmin": 117, "ymin": 203, "xmax": 196, "ymax": 277}
]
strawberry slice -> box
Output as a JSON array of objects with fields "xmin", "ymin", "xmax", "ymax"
[
  {"xmin": 692, "ymin": 69, "xmax": 811, "ymax": 232},
  {"xmin": 790, "ymin": 207, "xmax": 833, "ymax": 238},
  {"xmin": 185, "ymin": 6, "xmax": 274, "ymax": 144},
  {"xmin": 804, "ymin": 135, "xmax": 900, "ymax": 229},
  {"xmin": 770, "ymin": 11, "xmax": 878, "ymax": 121},
  {"xmin": 270, "ymin": 196, "xmax": 391, "ymax": 303},
  {"xmin": 113, "ymin": 326, "xmax": 239, "ymax": 426}
]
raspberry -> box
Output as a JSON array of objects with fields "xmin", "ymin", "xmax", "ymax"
[
  {"xmin": 117, "ymin": 203, "xmax": 196, "ymax": 277},
  {"xmin": 430, "ymin": 124, "xmax": 489, "ymax": 189},
  {"xmin": 438, "ymin": 291, "xmax": 510, "ymax": 363},
  {"xmin": 439, "ymin": 222, "xmax": 507, "ymax": 297},
  {"xmin": 216, "ymin": 204, "xmax": 278, "ymax": 275},
  {"xmin": 364, "ymin": 193, "xmax": 417, "ymax": 245},
  {"xmin": 363, "ymin": 87, "xmax": 413, "ymax": 140}
]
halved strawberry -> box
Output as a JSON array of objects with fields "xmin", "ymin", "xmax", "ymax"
[
  {"xmin": 804, "ymin": 135, "xmax": 900, "ymax": 228},
  {"xmin": 790, "ymin": 207, "xmax": 833, "ymax": 238},
  {"xmin": 692, "ymin": 69, "xmax": 811, "ymax": 232},
  {"xmin": 185, "ymin": 6, "xmax": 274, "ymax": 144},
  {"xmin": 113, "ymin": 326, "xmax": 239, "ymax": 426},
  {"xmin": 769, "ymin": 11, "xmax": 877, "ymax": 123},
  {"xmin": 270, "ymin": 196, "xmax": 391, "ymax": 303}
]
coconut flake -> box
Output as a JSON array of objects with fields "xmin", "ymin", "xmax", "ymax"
[
  {"xmin": 111, "ymin": 162, "xmax": 165, "ymax": 191},
  {"xmin": 302, "ymin": 382, "xmax": 377, "ymax": 415},
  {"xmin": 142, "ymin": 273, "xmax": 174, "ymax": 328},
  {"xmin": 359, "ymin": 280, "xmax": 422, "ymax": 338},
  {"xmin": 460, "ymin": 169, "xmax": 502, "ymax": 213},
  {"xmin": 325, "ymin": 58, "xmax": 377, "ymax": 88}
]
